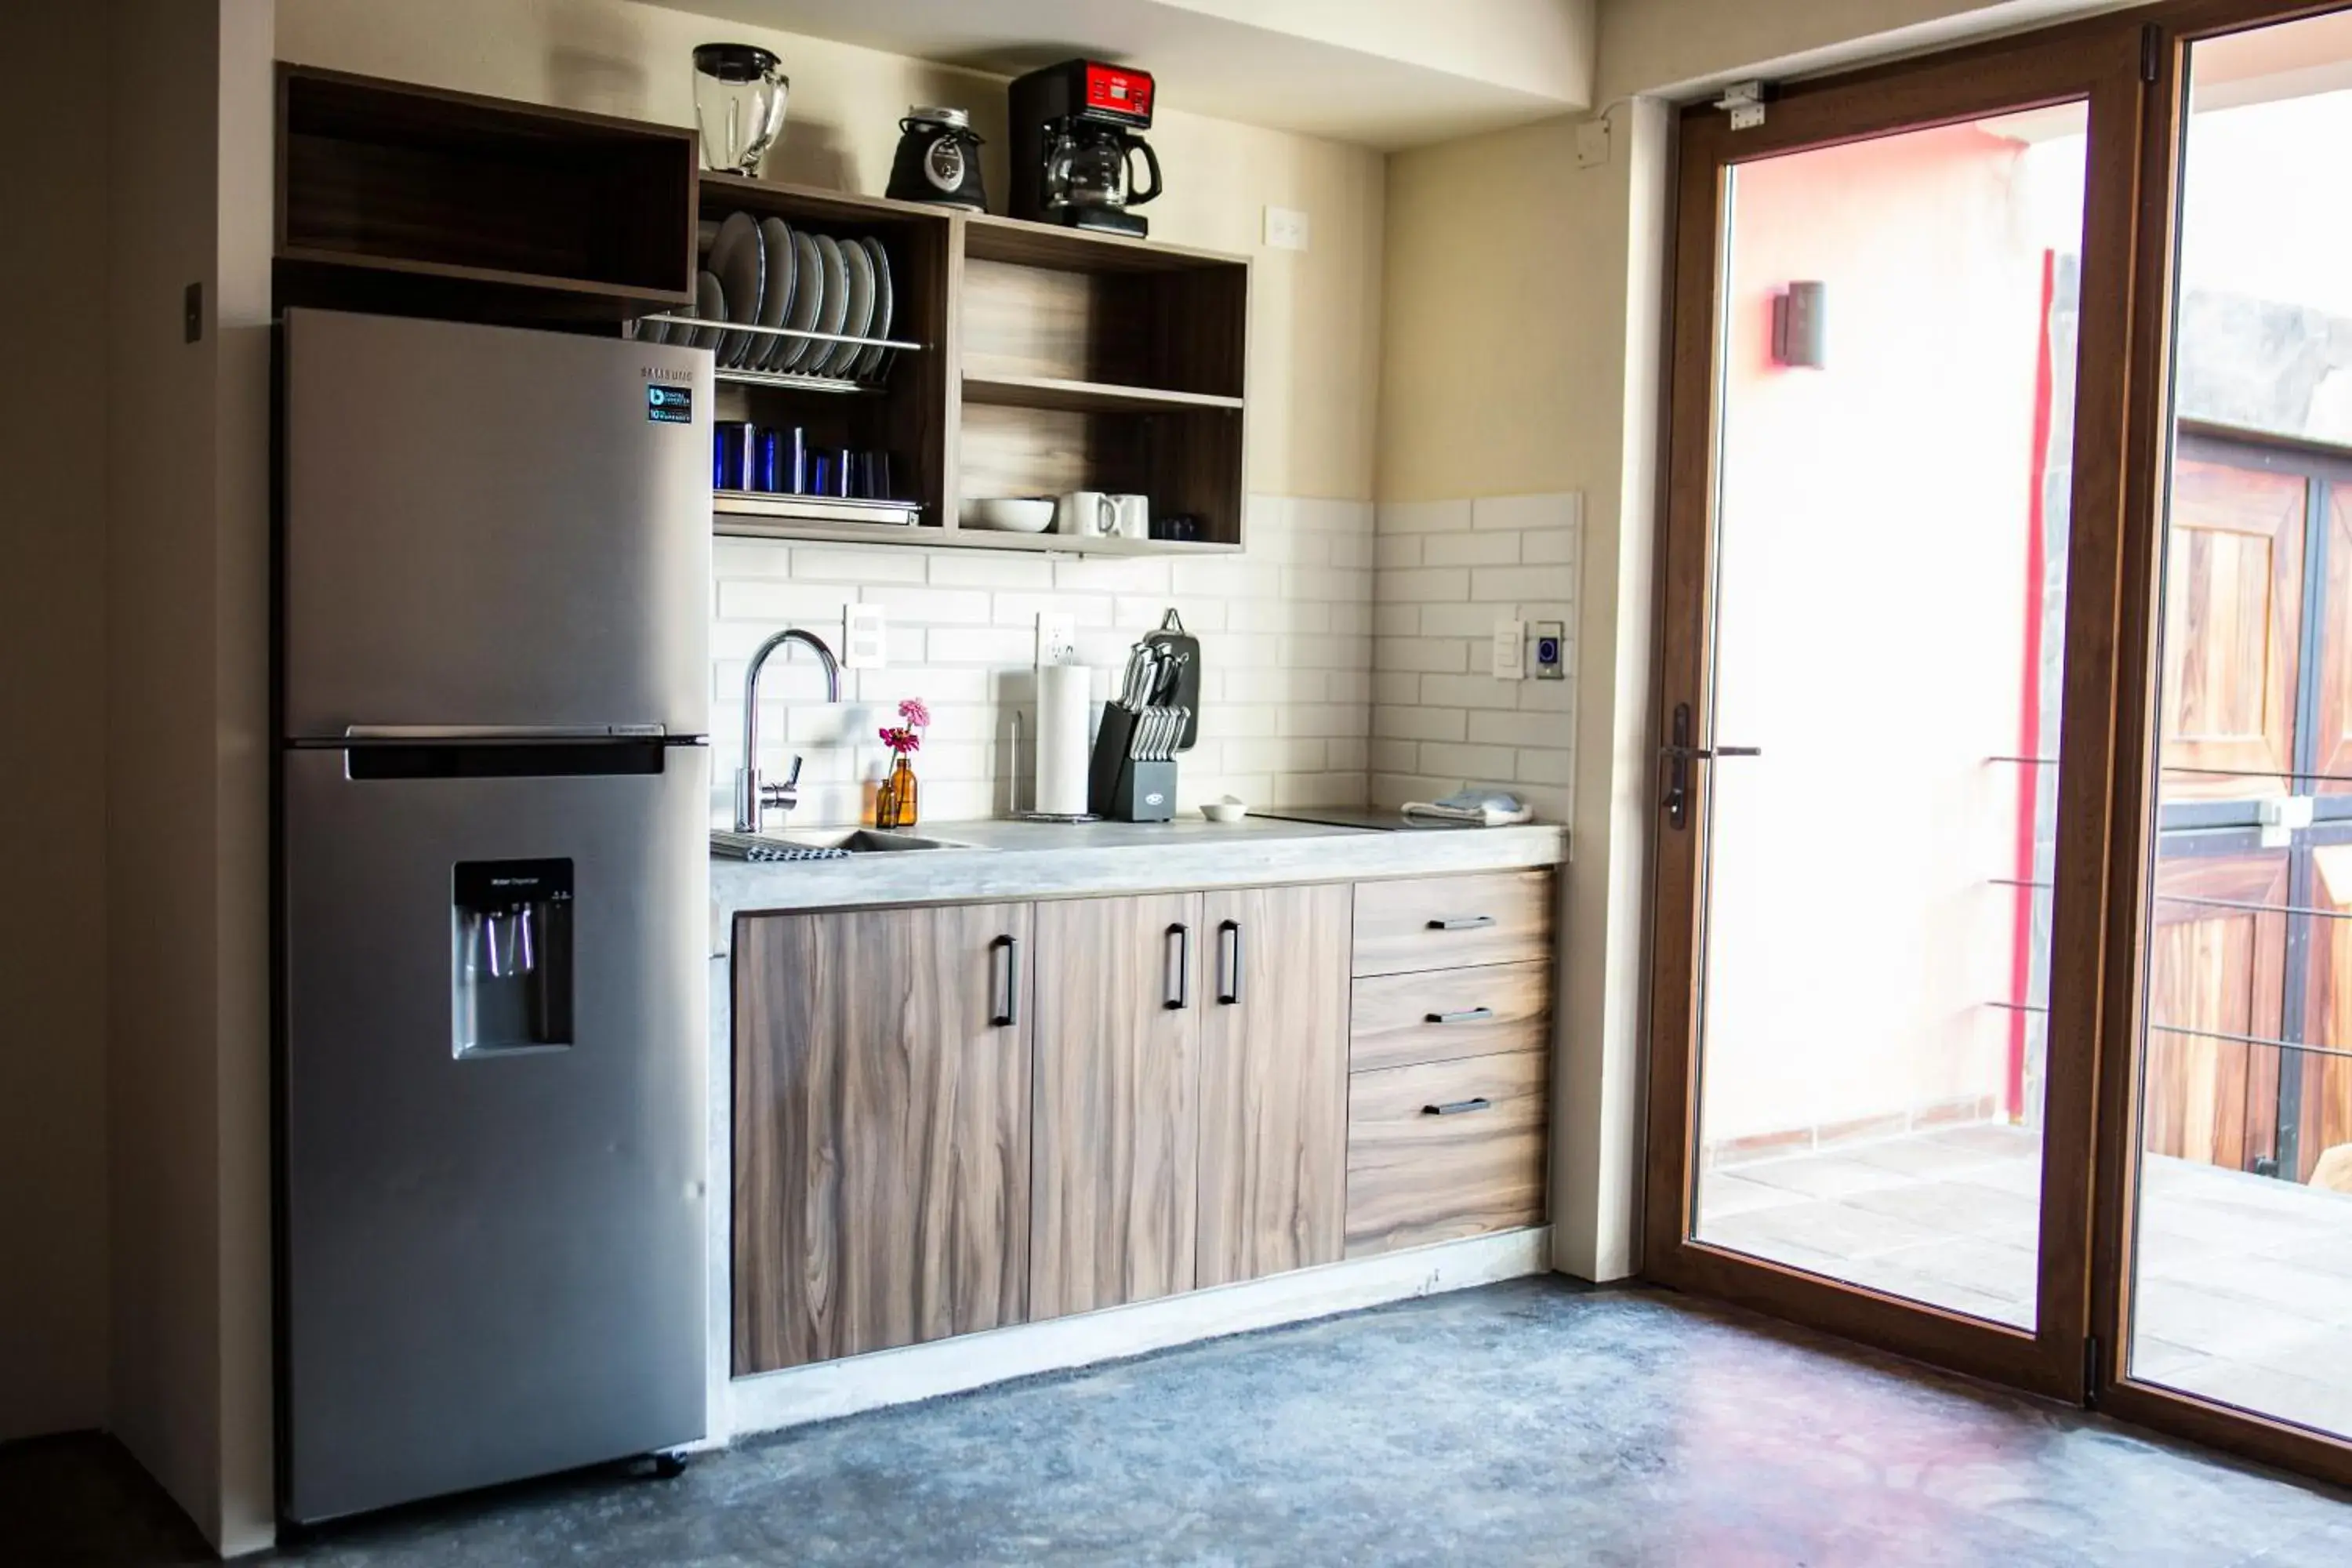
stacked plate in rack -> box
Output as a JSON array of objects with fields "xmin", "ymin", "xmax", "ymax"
[{"xmin": 637, "ymin": 209, "xmax": 897, "ymax": 385}]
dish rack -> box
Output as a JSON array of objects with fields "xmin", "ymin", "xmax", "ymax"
[{"xmin": 630, "ymin": 316, "xmax": 925, "ymax": 394}]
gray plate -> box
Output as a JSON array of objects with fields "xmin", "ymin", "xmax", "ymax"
[
  {"xmin": 709, "ymin": 211, "xmax": 764, "ymax": 368},
  {"xmin": 823, "ymin": 240, "xmax": 876, "ymax": 378},
  {"xmin": 809, "ymin": 236, "xmax": 851, "ymax": 372},
  {"xmin": 777, "ymin": 232, "xmax": 824, "ymax": 372},
  {"xmin": 753, "ymin": 216, "xmax": 797, "ymax": 370},
  {"xmin": 854, "ymin": 238, "xmax": 894, "ymax": 379},
  {"xmin": 692, "ymin": 271, "xmax": 725, "ymax": 354}
]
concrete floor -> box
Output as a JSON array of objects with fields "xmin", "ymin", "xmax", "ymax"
[
  {"xmin": 1699, "ymin": 1122, "xmax": 2352, "ymax": 1438},
  {"xmin": 13, "ymin": 1277, "xmax": 2352, "ymax": 1566}
]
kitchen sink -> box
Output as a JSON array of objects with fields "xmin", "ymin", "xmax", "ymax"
[{"xmin": 710, "ymin": 828, "xmax": 979, "ymax": 860}]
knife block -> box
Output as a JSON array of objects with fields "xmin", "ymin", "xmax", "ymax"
[{"xmin": 1087, "ymin": 706, "xmax": 1176, "ymax": 822}]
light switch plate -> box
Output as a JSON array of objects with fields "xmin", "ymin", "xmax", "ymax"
[
  {"xmin": 1037, "ymin": 611, "xmax": 1078, "ymax": 668},
  {"xmin": 1263, "ymin": 205, "xmax": 1310, "ymax": 252},
  {"xmin": 1534, "ymin": 620, "xmax": 1566, "ymax": 681},
  {"xmin": 843, "ymin": 604, "xmax": 887, "ymax": 670},
  {"xmin": 1574, "ymin": 118, "xmax": 1611, "ymax": 169},
  {"xmin": 1491, "ymin": 618, "xmax": 1527, "ymax": 680}
]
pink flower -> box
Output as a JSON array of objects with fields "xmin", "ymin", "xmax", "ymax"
[
  {"xmin": 879, "ymin": 725, "xmax": 922, "ymax": 756},
  {"xmin": 898, "ymin": 697, "xmax": 932, "ymax": 730}
]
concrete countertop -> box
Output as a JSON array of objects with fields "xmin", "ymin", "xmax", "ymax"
[{"xmin": 709, "ymin": 815, "xmax": 1567, "ymax": 957}]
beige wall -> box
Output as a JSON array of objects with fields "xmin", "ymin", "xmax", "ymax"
[
  {"xmin": 104, "ymin": 0, "xmax": 276, "ymax": 1552},
  {"xmin": 274, "ymin": 0, "xmax": 1386, "ymax": 503},
  {"xmin": 0, "ymin": 3, "xmax": 112, "ymax": 1446}
]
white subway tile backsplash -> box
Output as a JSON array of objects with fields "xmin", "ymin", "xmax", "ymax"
[
  {"xmin": 711, "ymin": 497, "xmax": 1374, "ymax": 826},
  {"xmin": 1373, "ymin": 490, "xmax": 1582, "ymax": 822}
]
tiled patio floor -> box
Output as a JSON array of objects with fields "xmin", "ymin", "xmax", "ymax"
[{"xmin": 1698, "ymin": 1122, "xmax": 2352, "ymax": 1437}]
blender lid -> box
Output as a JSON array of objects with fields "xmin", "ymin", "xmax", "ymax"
[
  {"xmin": 906, "ymin": 105, "xmax": 971, "ymax": 129},
  {"xmin": 694, "ymin": 42, "xmax": 783, "ymax": 82}
]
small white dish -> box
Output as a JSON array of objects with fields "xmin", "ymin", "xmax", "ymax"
[
  {"xmin": 1200, "ymin": 797, "xmax": 1247, "ymax": 823},
  {"xmin": 962, "ymin": 497, "xmax": 1055, "ymax": 533}
]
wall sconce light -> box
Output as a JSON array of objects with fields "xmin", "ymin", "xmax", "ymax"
[{"xmin": 1772, "ymin": 281, "xmax": 1827, "ymax": 368}]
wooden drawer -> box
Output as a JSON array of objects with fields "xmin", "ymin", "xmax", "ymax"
[
  {"xmin": 1345, "ymin": 1050, "xmax": 1548, "ymax": 1258},
  {"xmin": 1352, "ymin": 870, "xmax": 1553, "ymax": 977},
  {"xmin": 1351, "ymin": 960, "xmax": 1550, "ymax": 1073}
]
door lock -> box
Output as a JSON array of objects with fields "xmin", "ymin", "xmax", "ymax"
[{"xmin": 1661, "ymin": 702, "xmax": 1761, "ymax": 830}]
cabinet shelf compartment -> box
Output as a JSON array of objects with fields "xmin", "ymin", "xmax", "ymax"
[
  {"xmin": 696, "ymin": 175, "xmax": 955, "ymax": 528},
  {"xmin": 275, "ymin": 65, "xmax": 695, "ymax": 317}
]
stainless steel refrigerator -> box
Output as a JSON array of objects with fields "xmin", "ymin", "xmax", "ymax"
[{"xmin": 278, "ymin": 309, "xmax": 711, "ymax": 1524}]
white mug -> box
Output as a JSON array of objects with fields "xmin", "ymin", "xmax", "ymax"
[
  {"xmin": 1056, "ymin": 491, "xmax": 1113, "ymax": 536},
  {"xmin": 1110, "ymin": 494, "xmax": 1151, "ymax": 540}
]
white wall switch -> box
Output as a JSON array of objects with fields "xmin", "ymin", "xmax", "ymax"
[
  {"xmin": 1492, "ymin": 618, "xmax": 1527, "ymax": 680},
  {"xmin": 843, "ymin": 604, "xmax": 887, "ymax": 670},
  {"xmin": 1534, "ymin": 620, "xmax": 1566, "ymax": 681},
  {"xmin": 1263, "ymin": 205, "xmax": 1310, "ymax": 252},
  {"xmin": 1036, "ymin": 611, "xmax": 1079, "ymax": 668}
]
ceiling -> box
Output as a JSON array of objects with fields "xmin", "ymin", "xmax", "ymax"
[{"xmin": 637, "ymin": 0, "xmax": 1595, "ymax": 149}]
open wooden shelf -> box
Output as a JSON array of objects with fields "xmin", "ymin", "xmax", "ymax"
[
  {"xmin": 274, "ymin": 64, "xmax": 696, "ymax": 318},
  {"xmin": 961, "ymin": 372, "xmax": 1244, "ymax": 416}
]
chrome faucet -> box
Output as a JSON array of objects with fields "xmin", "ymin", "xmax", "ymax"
[{"xmin": 736, "ymin": 627, "xmax": 842, "ymax": 833}]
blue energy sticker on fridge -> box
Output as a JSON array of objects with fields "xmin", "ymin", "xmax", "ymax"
[{"xmin": 646, "ymin": 384, "xmax": 694, "ymax": 423}]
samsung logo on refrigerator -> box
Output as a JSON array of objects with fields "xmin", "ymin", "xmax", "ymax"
[{"xmin": 645, "ymin": 384, "xmax": 694, "ymax": 423}]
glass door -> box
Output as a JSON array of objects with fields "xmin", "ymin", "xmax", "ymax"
[
  {"xmin": 1646, "ymin": 26, "xmax": 2149, "ymax": 1396},
  {"xmin": 2105, "ymin": 5, "xmax": 2352, "ymax": 1475}
]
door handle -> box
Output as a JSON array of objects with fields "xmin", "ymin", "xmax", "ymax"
[
  {"xmin": 1422, "ymin": 1097, "xmax": 1492, "ymax": 1116},
  {"xmin": 1216, "ymin": 920, "xmax": 1241, "ymax": 1005},
  {"xmin": 1425, "ymin": 1007, "xmax": 1495, "ymax": 1025},
  {"xmin": 1661, "ymin": 702, "xmax": 1762, "ymax": 830},
  {"xmin": 1165, "ymin": 923, "xmax": 1191, "ymax": 1011},
  {"xmin": 990, "ymin": 935, "xmax": 1020, "ymax": 1028}
]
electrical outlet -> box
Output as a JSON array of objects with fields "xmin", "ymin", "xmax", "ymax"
[
  {"xmin": 1263, "ymin": 205, "xmax": 1310, "ymax": 252},
  {"xmin": 1491, "ymin": 618, "xmax": 1527, "ymax": 680},
  {"xmin": 843, "ymin": 604, "xmax": 887, "ymax": 670},
  {"xmin": 1534, "ymin": 620, "xmax": 1566, "ymax": 681},
  {"xmin": 1036, "ymin": 611, "xmax": 1078, "ymax": 668}
]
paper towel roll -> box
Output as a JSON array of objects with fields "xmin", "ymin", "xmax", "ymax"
[{"xmin": 1036, "ymin": 662, "xmax": 1092, "ymax": 817}]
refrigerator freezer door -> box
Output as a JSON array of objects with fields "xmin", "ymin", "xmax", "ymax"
[
  {"xmin": 282, "ymin": 309, "xmax": 711, "ymax": 739},
  {"xmin": 281, "ymin": 743, "xmax": 708, "ymax": 1523}
]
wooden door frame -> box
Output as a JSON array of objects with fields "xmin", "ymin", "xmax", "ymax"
[
  {"xmin": 2090, "ymin": 0, "xmax": 2352, "ymax": 1489},
  {"xmin": 1640, "ymin": 13, "xmax": 2151, "ymax": 1403}
]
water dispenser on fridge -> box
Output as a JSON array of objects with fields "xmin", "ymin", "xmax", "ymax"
[{"xmin": 452, "ymin": 858, "xmax": 575, "ymax": 1055}]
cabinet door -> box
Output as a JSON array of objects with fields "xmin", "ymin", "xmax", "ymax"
[
  {"xmin": 2142, "ymin": 846, "xmax": 2289, "ymax": 1172},
  {"xmin": 2158, "ymin": 457, "xmax": 2307, "ymax": 803},
  {"xmin": 1029, "ymin": 891, "xmax": 1202, "ymax": 1319},
  {"xmin": 2299, "ymin": 846, "xmax": 2352, "ymax": 1180},
  {"xmin": 733, "ymin": 902, "xmax": 1032, "ymax": 1374},
  {"xmin": 1196, "ymin": 883, "xmax": 1352, "ymax": 1287}
]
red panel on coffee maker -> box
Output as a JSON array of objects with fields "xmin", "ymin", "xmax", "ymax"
[{"xmin": 1083, "ymin": 61, "xmax": 1154, "ymax": 124}]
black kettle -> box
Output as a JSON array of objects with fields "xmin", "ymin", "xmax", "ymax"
[{"xmin": 886, "ymin": 106, "xmax": 987, "ymax": 209}]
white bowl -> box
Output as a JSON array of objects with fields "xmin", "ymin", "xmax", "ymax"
[
  {"xmin": 1200, "ymin": 798, "xmax": 1247, "ymax": 823},
  {"xmin": 963, "ymin": 497, "xmax": 1055, "ymax": 533}
]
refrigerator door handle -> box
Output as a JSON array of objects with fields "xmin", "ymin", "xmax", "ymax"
[{"xmin": 339, "ymin": 724, "xmax": 673, "ymax": 742}]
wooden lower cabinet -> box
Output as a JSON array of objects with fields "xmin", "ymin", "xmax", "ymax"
[
  {"xmin": 732, "ymin": 902, "xmax": 1033, "ymax": 1374},
  {"xmin": 1029, "ymin": 891, "xmax": 1204, "ymax": 1319},
  {"xmin": 1196, "ymin": 883, "xmax": 1352, "ymax": 1287}
]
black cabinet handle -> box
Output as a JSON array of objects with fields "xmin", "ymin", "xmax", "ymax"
[
  {"xmin": 1165, "ymin": 923, "xmax": 1191, "ymax": 1011},
  {"xmin": 1422, "ymin": 1097, "xmax": 1492, "ymax": 1116},
  {"xmin": 1428, "ymin": 915, "xmax": 1496, "ymax": 931},
  {"xmin": 991, "ymin": 935, "xmax": 1019, "ymax": 1028},
  {"xmin": 1425, "ymin": 1007, "xmax": 1495, "ymax": 1025},
  {"xmin": 1217, "ymin": 920, "xmax": 1241, "ymax": 1005}
]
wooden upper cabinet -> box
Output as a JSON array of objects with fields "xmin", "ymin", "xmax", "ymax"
[
  {"xmin": 2141, "ymin": 846, "xmax": 2289, "ymax": 1173},
  {"xmin": 1196, "ymin": 884, "xmax": 1352, "ymax": 1288},
  {"xmin": 732, "ymin": 902, "xmax": 1033, "ymax": 1374},
  {"xmin": 2159, "ymin": 457, "xmax": 2308, "ymax": 802},
  {"xmin": 1029, "ymin": 892, "xmax": 1204, "ymax": 1318}
]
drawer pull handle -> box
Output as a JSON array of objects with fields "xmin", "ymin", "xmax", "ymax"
[
  {"xmin": 1165, "ymin": 923, "xmax": 1191, "ymax": 1011},
  {"xmin": 1423, "ymin": 1097, "xmax": 1492, "ymax": 1116},
  {"xmin": 1425, "ymin": 1007, "xmax": 1495, "ymax": 1025},
  {"xmin": 1428, "ymin": 915, "xmax": 1496, "ymax": 931},
  {"xmin": 990, "ymin": 935, "xmax": 1020, "ymax": 1029}
]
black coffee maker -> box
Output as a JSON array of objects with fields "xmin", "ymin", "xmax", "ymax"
[{"xmin": 1008, "ymin": 59, "xmax": 1162, "ymax": 238}]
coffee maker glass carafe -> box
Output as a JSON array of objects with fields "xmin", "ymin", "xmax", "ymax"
[{"xmin": 1042, "ymin": 119, "xmax": 1162, "ymax": 220}]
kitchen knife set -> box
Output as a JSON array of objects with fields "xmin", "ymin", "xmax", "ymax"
[{"xmin": 1088, "ymin": 610, "xmax": 1201, "ymax": 822}]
